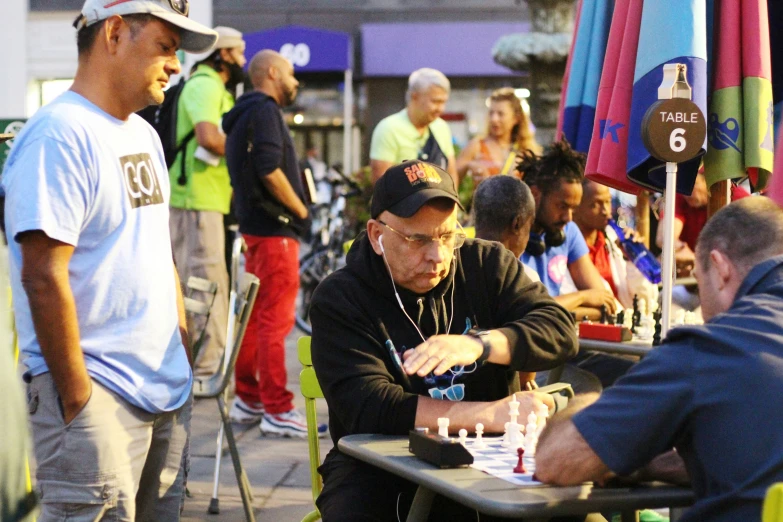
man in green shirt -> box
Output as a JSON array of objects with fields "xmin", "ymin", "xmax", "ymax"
[
  {"xmin": 369, "ymin": 68, "xmax": 457, "ymax": 186},
  {"xmin": 169, "ymin": 26, "xmax": 246, "ymax": 375}
]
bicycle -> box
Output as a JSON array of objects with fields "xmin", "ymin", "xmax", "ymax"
[{"xmin": 295, "ymin": 166, "xmax": 362, "ymax": 334}]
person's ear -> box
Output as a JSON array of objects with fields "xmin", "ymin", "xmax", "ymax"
[
  {"xmin": 510, "ymin": 214, "xmax": 523, "ymax": 233},
  {"xmin": 104, "ymin": 16, "xmax": 124, "ymax": 54},
  {"xmin": 367, "ymin": 219, "xmax": 383, "ymax": 256},
  {"xmin": 710, "ymin": 250, "xmax": 733, "ymax": 290},
  {"xmin": 529, "ymin": 185, "xmax": 542, "ymax": 208}
]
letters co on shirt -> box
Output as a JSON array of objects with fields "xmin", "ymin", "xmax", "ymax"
[{"xmin": 120, "ymin": 153, "xmax": 164, "ymax": 209}]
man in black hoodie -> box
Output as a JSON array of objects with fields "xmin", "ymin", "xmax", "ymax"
[
  {"xmin": 223, "ymin": 50, "xmax": 325, "ymax": 438},
  {"xmin": 536, "ymin": 197, "xmax": 783, "ymax": 522},
  {"xmin": 310, "ymin": 160, "xmax": 578, "ymax": 521}
]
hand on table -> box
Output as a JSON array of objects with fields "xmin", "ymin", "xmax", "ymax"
[
  {"xmin": 485, "ymin": 391, "xmax": 555, "ymax": 433},
  {"xmin": 675, "ymin": 243, "xmax": 695, "ymax": 278},
  {"xmin": 579, "ymin": 289, "xmax": 618, "ymax": 314},
  {"xmin": 402, "ymin": 334, "xmax": 483, "ymax": 377},
  {"xmin": 518, "ymin": 372, "xmax": 537, "ymax": 391}
]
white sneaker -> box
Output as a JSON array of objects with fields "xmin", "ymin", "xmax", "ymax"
[
  {"xmin": 229, "ymin": 396, "xmax": 265, "ymax": 424},
  {"xmin": 260, "ymin": 408, "xmax": 328, "ymax": 438}
]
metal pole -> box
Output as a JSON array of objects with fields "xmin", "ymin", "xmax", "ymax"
[
  {"xmin": 653, "ymin": 62, "xmax": 695, "ymax": 337},
  {"xmin": 661, "ymin": 162, "xmax": 678, "ymax": 337},
  {"xmin": 343, "ymin": 69, "xmax": 353, "ymax": 175}
]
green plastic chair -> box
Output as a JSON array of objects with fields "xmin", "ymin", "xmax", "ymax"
[
  {"xmin": 763, "ymin": 483, "xmax": 783, "ymax": 522},
  {"xmin": 298, "ymin": 336, "xmax": 324, "ymax": 522}
]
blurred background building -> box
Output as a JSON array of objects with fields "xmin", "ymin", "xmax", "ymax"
[{"xmin": 1, "ymin": 0, "xmax": 543, "ymax": 173}]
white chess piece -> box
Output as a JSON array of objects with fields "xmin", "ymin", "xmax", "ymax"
[
  {"xmin": 437, "ymin": 417, "xmax": 449, "ymax": 438},
  {"xmin": 524, "ymin": 412, "xmax": 538, "ymax": 453},
  {"xmin": 508, "ymin": 395, "xmax": 520, "ymax": 425},
  {"xmin": 535, "ymin": 405, "xmax": 549, "ymax": 438},
  {"xmin": 674, "ymin": 309, "xmax": 686, "ymax": 326},
  {"xmin": 623, "ymin": 308, "xmax": 634, "ymax": 329},
  {"xmin": 474, "ymin": 423, "xmax": 486, "ymax": 449},
  {"xmin": 458, "ymin": 429, "xmax": 467, "ymax": 446},
  {"xmin": 501, "ymin": 422, "xmax": 511, "ymax": 447},
  {"xmin": 638, "ymin": 314, "xmax": 654, "ymax": 340}
]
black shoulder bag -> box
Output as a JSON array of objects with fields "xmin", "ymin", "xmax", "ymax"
[{"xmin": 418, "ymin": 126, "xmax": 449, "ymax": 170}]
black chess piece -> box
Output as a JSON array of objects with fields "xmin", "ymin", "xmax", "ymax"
[
  {"xmin": 600, "ymin": 304, "xmax": 608, "ymax": 324},
  {"xmin": 631, "ymin": 294, "xmax": 641, "ymax": 331},
  {"xmin": 653, "ymin": 310, "xmax": 663, "ymax": 346},
  {"xmin": 617, "ymin": 309, "xmax": 625, "ymax": 326}
]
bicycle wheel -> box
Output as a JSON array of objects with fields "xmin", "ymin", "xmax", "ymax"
[{"xmin": 295, "ymin": 248, "xmax": 343, "ymax": 334}]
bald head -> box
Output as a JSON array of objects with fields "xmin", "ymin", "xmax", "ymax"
[
  {"xmin": 574, "ymin": 178, "xmax": 612, "ymax": 233},
  {"xmin": 248, "ymin": 49, "xmax": 299, "ymax": 106},
  {"xmin": 249, "ymin": 50, "xmax": 286, "ymax": 87}
]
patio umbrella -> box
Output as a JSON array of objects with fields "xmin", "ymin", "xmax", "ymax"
[
  {"xmin": 557, "ymin": 0, "xmax": 614, "ymax": 153},
  {"xmin": 625, "ymin": 0, "xmax": 708, "ymax": 195},
  {"xmin": 769, "ymin": 131, "xmax": 783, "ymax": 206},
  {"xmin": 702, "ymin": 0, "xmax": 774, "ymax": 191},
  {"xmin": 584, "ymin": 0, "xmax": 644, "ymax": 195}
]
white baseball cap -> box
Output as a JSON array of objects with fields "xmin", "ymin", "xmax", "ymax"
[{"xmin": 75, "ymin": 0, "xmax": 218, "ymax": 54}]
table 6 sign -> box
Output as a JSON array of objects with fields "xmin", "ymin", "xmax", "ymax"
[{"xmin": 641, "ymin": 97, "xmax": 706, "ymax": 163}]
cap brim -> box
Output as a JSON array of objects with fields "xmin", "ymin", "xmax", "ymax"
[
  {"xmin": 154, "ymin": 11, "xmax": 218, "ymax": 53},
  {"xmin": 0, "ymin": 134, "xmax": 14, "ymax": 144},
  {"xmin": 387, "ymin": 189, "xmax": 463, "ymax": 218}
]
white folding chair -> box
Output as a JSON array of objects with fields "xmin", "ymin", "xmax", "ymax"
[{"xmin": 193, "ymin": 235, "xmax": 259, "ymax": 522}]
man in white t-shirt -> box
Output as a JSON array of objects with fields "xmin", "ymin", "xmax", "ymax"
[{"xmin": 2, "ymin": 2, "xmax": 216, "ymax": 519}]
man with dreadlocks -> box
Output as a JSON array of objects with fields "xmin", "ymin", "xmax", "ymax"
[{"xmin": 518, "ymin": 140, "xmax": 635, "ymax": 391}]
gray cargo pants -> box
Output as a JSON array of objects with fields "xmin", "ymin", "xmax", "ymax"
[{"xmin": 27, "ymin": 373, "xmax": 191, "ymax": 522}]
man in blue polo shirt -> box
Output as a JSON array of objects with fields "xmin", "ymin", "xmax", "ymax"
[{"xmin": 536, "ymin": 198, "xmax": 783, "ymax": 522}]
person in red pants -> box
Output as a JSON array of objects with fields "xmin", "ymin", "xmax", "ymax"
[{"xmin": 222, "ymin": 49, "xmax": 326, "ymax": 437}]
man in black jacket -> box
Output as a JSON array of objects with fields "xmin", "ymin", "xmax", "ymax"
[
  {"xmin": 222, "ymin": 50, "xmax": 324, "ymax": 437},
  {"xmin": 310, "ymin": 160, "xmax": 578, "ymax": 521}
]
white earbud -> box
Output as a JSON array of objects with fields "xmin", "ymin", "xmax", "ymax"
[{"xmin": 379, "ymin": 235, "xmax": 385, "ymax": 254}]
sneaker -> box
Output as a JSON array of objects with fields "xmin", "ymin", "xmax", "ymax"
[
  {"xmin": 229, "ymin": 396, "xmax": 265, "ymax": 424},
  {"xmin": 260, "ymin": 408, "xmax": 328, "ymax": 438}
]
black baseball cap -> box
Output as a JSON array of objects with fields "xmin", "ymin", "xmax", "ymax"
[{"xmin": 371, "ymin": 160, "xmax": 463, "ymax": 219}]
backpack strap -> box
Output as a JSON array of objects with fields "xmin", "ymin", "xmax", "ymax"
[{"xmin": 175, "ymin": 128, "xmax": 196, "ymax": 186}]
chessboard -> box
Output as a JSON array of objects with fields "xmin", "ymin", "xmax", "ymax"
[{"xmin": 466, "ymin": 437, "xmax": 541, "ymax": 487}]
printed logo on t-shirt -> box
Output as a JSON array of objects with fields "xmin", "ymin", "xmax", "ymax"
[
  {"xmin": 547, "ymin": 254, "xmax": 568, "ymax": 286},
  {"xmin": 120, "ymin": 153, "xmax": 164, "ymax": 208}
]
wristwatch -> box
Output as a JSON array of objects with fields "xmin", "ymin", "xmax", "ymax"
[{"xmin": 466, "ymin": 328, "xmax": 492, "ymax": 366}]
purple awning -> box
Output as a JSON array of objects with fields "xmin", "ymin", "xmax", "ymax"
[
  {"xmin": 361, "ymin": 22, "xmax": 530, "ymax": 77},
  {"xmin": 244, "ymin": 25, "xmax": 352, "ymax": 73}
]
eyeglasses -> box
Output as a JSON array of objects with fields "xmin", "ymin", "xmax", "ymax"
[
  {"xmin": 168, "ymin": 0, "xmax": 190, "ymax": 16},
  {"xmin": 378, "ymin": 221, "xmax": 466, "ymax": 251}
]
